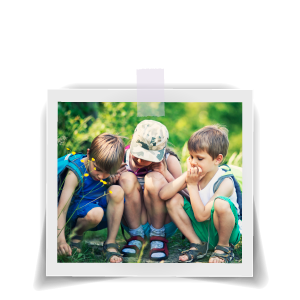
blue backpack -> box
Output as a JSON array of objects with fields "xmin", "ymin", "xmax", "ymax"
[
  {"xmin": 213, "ymin": 164, "xmax": 243, "ymax": 220},
  {"xmin": 57, "ymin": 153, "xmax": 87, "ymax": 202}
]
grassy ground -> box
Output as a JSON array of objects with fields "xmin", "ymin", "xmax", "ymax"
[{"xmin": 58, "ymin": 226, "xmax": 242, "ymax": 263}]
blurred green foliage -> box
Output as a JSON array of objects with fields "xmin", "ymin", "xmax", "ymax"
[{"xmin": 58, "ymin": 102, "xmax": 242, "ymax": 170}]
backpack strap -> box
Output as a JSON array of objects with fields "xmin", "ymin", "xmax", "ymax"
[
  {"xmin": 66, "ymin": 153, "xmax": 86, "ymax": 193},
  {"xmin": 213, "ymin": 164, "xmax": 242, "ymax": 220},
  {"xmin": 213, "ymin": 165, "xmax": 234, "ymax": 193}
]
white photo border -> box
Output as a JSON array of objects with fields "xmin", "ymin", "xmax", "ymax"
[{"xmin": 47, "ymin": 89, "xmax": 253, "ymax": 277}]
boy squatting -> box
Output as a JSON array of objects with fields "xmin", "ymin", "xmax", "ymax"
[
  {"xmin": 159, "ymin": 125, "xmax": 241, "ymax": 263},
  {"xmin": 57, "ymin": 133, "xmax": 127, "ymax": 263}
]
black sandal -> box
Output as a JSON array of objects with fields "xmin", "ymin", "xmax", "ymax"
[
  {"xmin": 102, "ymin": 242, "xmax": 123, "ymax": 263},
  {"xmin": 209, "ymin": 244, "xmax": 235, "ymax": 263},
  {"xmin": 70, "ymin": 235, "xmax": 83, "ymax": 252},
  {"xmin": 178, "ymin": 242, "xmax": 208, "ymax": 263}
]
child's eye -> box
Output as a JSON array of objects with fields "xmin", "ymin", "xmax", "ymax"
[{"xmin": 198, "ymin": 158, "xmax": 203, "ymax": 161}]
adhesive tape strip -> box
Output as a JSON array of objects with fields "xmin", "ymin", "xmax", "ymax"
[{"xmin": 136, "ymin": 69, "xmax": 165, "ymax": 117}]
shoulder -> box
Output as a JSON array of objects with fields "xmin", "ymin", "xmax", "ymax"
[
  {"xmin": 166, "ymin": 154, "xmax": 182, "ymax": 178},
  {"xmin": 65, "ymin": 169, "xmax": 79, "ymax": 187},
  {"xmin": 166, "ymin": 154, "xmax": 179, "ymax": 164},
  {"xmin": 215, "ymin": 177, "xmax": 234, "ymax": 197},
  {"xmin": 166, "ymin": 154, "xmax": 181, "ymax": 170}
]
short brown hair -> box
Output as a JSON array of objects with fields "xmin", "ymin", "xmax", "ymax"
[
  {"xmin": 188, "ymin": 125, "xmax": 229, "ymax": 160},
  {"xmin": 89, "ymin": 133, "xmax": 125, "ymax": 174}
]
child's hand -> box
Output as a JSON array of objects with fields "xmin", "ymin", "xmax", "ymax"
[
  {"xmin": 116, "ymin": 162, "xmax": 128, "ymax": 175},
  {"xmin": 57, "ymin": 241, "xmax": 72, "ymax": 256},
  {"xmin": 150, "ymin": 161, "xmax": 167, "ymax": 177},
  {"xmin": 108, "ymin": 163, "xmax": 127, "ymax": 184},
  {"xmin": 108, "ymin": 173, "xmax": 121, "ymax": 185},
  {"xmin": 186, "ymin": 166, "xmax": 203, "ymax": 186}
]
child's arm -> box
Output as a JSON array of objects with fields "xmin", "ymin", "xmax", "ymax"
[
  {"xmin": 188, "ymin": 168, "xmax": 234, "ymax": 222},
  {"xmin": 57, "ymin": 170, "xmax": 79, "ymax": 256},
  {"xmin": 159, "ymin": 172, "xmax": 188, "ymax": 200}
]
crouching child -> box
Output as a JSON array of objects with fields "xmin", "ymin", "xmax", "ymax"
[
  {"xmin": 159, "ymin": 125, "xmax": 241, "ymax": 263},
  {"xmin": 57, "ymin": 133, "xmax": 127, "ymax": 263}
]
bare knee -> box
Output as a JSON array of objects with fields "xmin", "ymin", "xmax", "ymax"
[
  {"xmin": 214, "ymin": 198, "xmax": 232, "ymax": 215},
  {"xmin": 144, "ymin": 171, "xmax": 167, "ymax": 195},
  {"xmin": 83, "ymin": 207, "xmax": 104, "ymax": 227},
  {"xmin": 107, "ymin": 185, "xmax": 124, "ymax": 204},
  {"xmin": 166, "ymin": 193, "xmax": 184, "ymax": 211},
  {"xmin": 119, "ymin": 172, "xmax": 139, "ymax": 193}
]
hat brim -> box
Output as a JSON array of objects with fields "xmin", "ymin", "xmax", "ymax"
[{"xmin": 130, "ymin": 146, "xmax": 165, "ymax": 163}]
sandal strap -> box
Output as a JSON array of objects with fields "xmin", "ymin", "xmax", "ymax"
[
  {"xmin": 103, "ymin": 243, "xmax": 120, "ymax": 252},
  {"xmin": 121, "ymin": 244, "xmax": 140, "ymax": 253},
  {"xmin": 104, "ymin": 251, "xmax": 123, "ymax": 262},
  {"xmin": 121, "ymin": 236, "xmax": 145, "ymax": 254},
  {"xmin": 103, "ymin": 242, "xmax": 123, "ymax": 262},
  {"xmin": 149, "ymin": 246, "xmax": 169, "ymax": 257},
  {"xmin": 70, "ymin": 241, "xmax": 81, "ymax": 248},
  {"xmin": 149, "ymin": 236, "xmax": 169, "ymax": 259},
  {"xmin": 149, "ymin": 236, "xmax": 168, "ymax": 243},
  {"xmin": 190, "ymin": 242, "xmax": 208, "ymax": 253},
  {"xmin": 214, "ymin": 245, "xmax": 231, "ymax": 253},
  {"xmin": 179, "ymin": 242, "xmax": 208, "ymax": 263},
  {"xmin": 127, "ymin": 235, "xmax": 145, "ymax": 244},
  {"xmin": 211, "ymin": 245, "xmax": 235, "ymax": 263},
  {"xmin": 179, "ymin": 249, "xmax": 199, "ymax": 262},
  {"xmin": 72, "ymin": 235, "xmax": 83, "ymax": 241},
  {"xmin": 210, "ymin": 252, "xmax": 233, "ymax": 263}
]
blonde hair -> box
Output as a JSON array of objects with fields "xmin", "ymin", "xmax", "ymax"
[
  {"xmin": 89, "ymin": 133, "xmax": 125, "ymax": 174},
  {"xmin": 188, "ymin": 125, "xmax": 229, "ymax": 160}
]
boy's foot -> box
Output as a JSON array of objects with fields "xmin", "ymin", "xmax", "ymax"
[
  {"xmin": 209, "ymin": 244, "xmax": 235, "ymax": 263},
  {"xmin": 103, "ymin": 242, "xmax": 123, "ymax": 263},
  {"xmin": 178, "ymin": 246, "xmax": 197, "ymax": 262},
  {"xmin": 149, "ymin": 236, "xmax": 169, "ymax": 261},
  {"xmin": 178, "ymin": 242, "xmax": 207, "ymax": 263},
  {"xmin": 121, "ymin": 236, "xmax": 145, "ymax": 257},
  {"xmin": 209, "ymin": 249, "xmax": 225, "ymax": 263},
  {"xmin": 70, "ymin": 235, "xmax": 83, "ymax": 253},
  {"xmin": 149, "ymin": 225, "xmax": 167, "ymax": 261}
]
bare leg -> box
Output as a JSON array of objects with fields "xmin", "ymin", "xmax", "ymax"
[
  {"xmin": 144, "ymin": 172, "xmax": 173, "ymax": 259},
  {"xmin": 105, "ymin": 185, "xmax": 125, "ymax": 263},
  {"xmin": 209, "ymin": 198, "xmax": 235, "ymax": 263},
  {"xmin": 119, "ymin": 172, "xmax": 144, "ymax": 229},
  {"xmin": 72, "ymin": 207, "xmax": 105, "ymax": 252},
  {"xmin": 166, "ymin": 193, "xmax": 205, "ymax": 262},
  {"xmin": 144, "ymin": 171, "xmax": 169, "ymax": 228}
]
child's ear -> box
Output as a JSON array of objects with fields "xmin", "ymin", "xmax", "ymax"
[{"xmin": 215, "ymin": 154, "xmax": 223, "ymax": 165}]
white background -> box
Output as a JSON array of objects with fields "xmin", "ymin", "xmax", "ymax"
[{"xmin": 0, "ymin": 0, "xmax": 298, "ymax": 298}]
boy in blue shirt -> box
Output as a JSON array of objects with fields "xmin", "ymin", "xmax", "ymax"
[
  {"xmin": 57, "ymin": 133, "xmax": 127, "ymax": 263},
  {"xmin": 159, "ymin": 125, "xmax": 241, "ymax": 263}
]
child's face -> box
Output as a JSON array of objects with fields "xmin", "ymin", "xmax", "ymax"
[
  {"xmin": 131, "ymin": 154, "xmax": 153, "ymax": 168},
  {"xmin": 88, "ymin": 160, "xmax": 110, "ymax": 181},
  {"xmin": 188, "ymin": 150, "xmax": 221, "ymax": 175}
]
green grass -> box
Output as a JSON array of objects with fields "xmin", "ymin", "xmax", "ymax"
[{"xmin": 58, "ymin": 226, "xmax": 242, "ymax": 263}]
